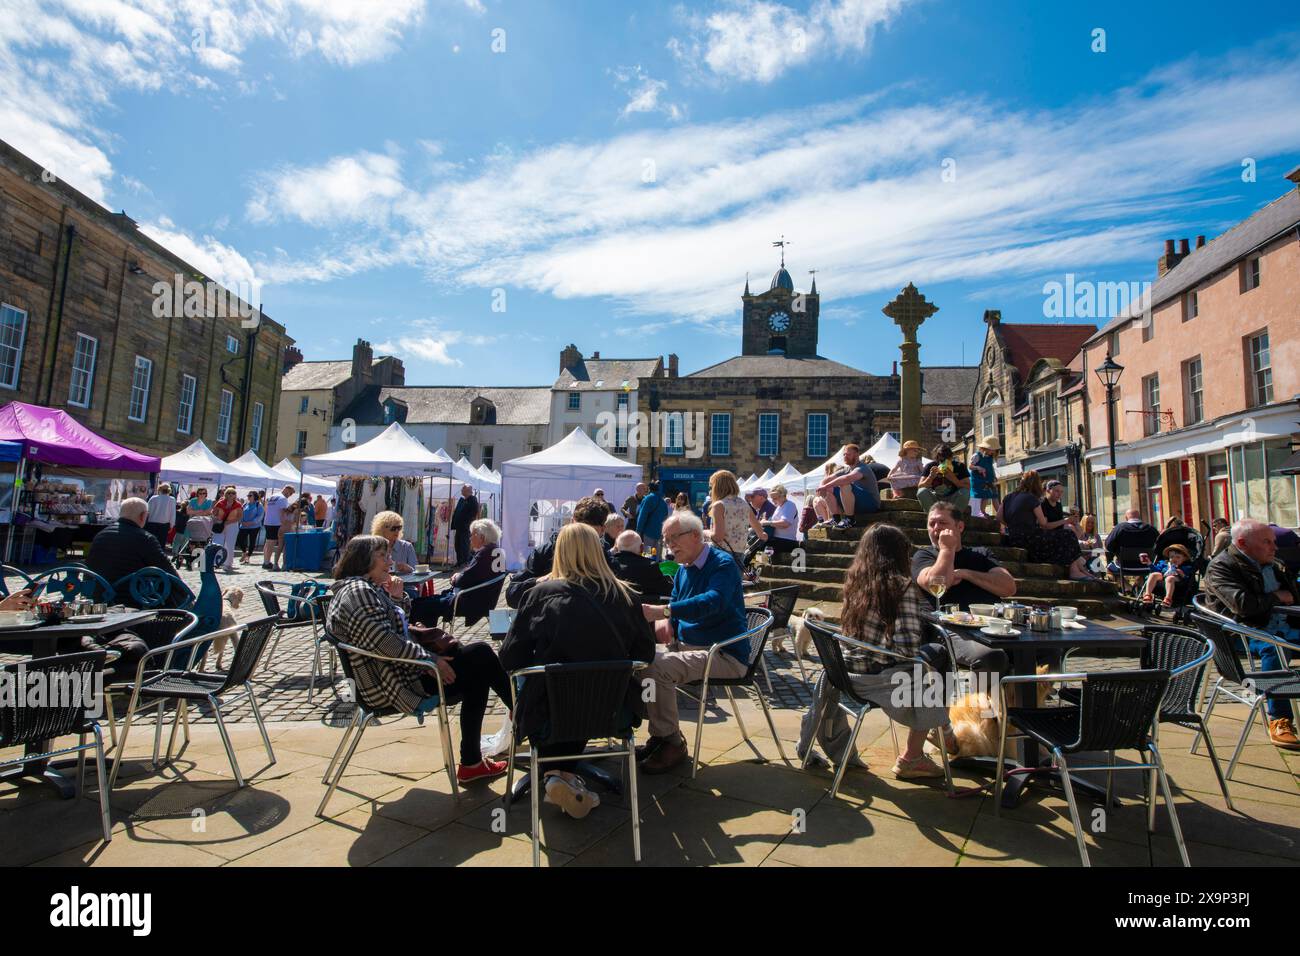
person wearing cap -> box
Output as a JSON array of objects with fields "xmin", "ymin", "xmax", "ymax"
[
  {"xmin": 885, "ymin": 441, "xmax": 925, "ymax": 499},
  {"xmin": 1140, "ymin": 542, "xmax": 1193, "ymax": 608},
  {"xmin": 969, "ymin": 437, "xmax": 999, "ymax": 517}
]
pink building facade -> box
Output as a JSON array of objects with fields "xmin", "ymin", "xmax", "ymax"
[{"xmin": 1082, "ymin": 168, "xmax": 1300, "ymax": 534}]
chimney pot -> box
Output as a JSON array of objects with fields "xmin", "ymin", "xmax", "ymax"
[
  {"xmin": 591, "ymin": 351, "xmax": 600, "ymax": 360},
  {"xmin": 668, "ymin": 353, "xmax": 679, "ymax": 378},
  {"xmin": 1178, "ymin": 238, "xmax": 1190, "ymax": 255},
  {"xmin": 1164, "ymin": 239, "xmax": 1175, "ymax": 255},
  {"xmin": 1196, "ymin": 235, "xmax": 1206, "ymax": 248}
]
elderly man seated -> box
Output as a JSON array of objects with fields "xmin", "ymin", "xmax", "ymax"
[
  {"xmin": 1204, "ymin": 518, "xmax": 1300, "ymax": 750},
  {"xmin": 603, "ymin": 512, "xmax": 626, "ymax": 552},
  {"xmin": 87, "ymin": 497, "xmax": 182, "ymax": 605},
  {"xmin": 610, "ymin": 530, "xmax": 674, "ymax": 598},
  {"xmin": 412, "ymin": 518, "xmax": 504, "ymax": 627},
  {"xmin": 638, "ymin": 512, "xmax": 749, "ymax": 773}
]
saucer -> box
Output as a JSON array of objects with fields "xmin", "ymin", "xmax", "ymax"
[{"xmin": 981, "ymin": 626, "xmax": 1020, "ymax": 637}]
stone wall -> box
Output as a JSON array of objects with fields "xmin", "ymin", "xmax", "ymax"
[{"xmin": 0, "ymin": 140, "xmax": 292, "ymax": 460}]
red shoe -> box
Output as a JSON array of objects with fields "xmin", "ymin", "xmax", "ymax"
[{"xmin": 456, "ymin": 757, "xmax": 508, "ymax": 784}]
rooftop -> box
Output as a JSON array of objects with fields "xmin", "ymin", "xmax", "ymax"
[
  {"xmin": 339, "ymin": 385, "xmax": 552, "ymax": 426},
  {"xmin": 920, "ymin": 365, "xmax": 979, "ymax": 406},
  {"xmin": 554, "ymin": 357, "xmax": 662, "ymax": 391},
  {"xmin": 996, "ymin": 323, "xmax": 1096, "ymax": 385},
  {"xmin": 687, "ymin": 355, "xmax": 875, "ymax": 379}
]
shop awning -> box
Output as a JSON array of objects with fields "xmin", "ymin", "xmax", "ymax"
[
  {"xmin": 0, "ymin": 401, "xmax": 159, "ymax": 473},
  {"xmin": 1277, "ymin": 449, "xmax": 1300, "ymax": 475}
]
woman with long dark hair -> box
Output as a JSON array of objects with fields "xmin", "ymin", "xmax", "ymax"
[
  {"xmin": 326, "ymin": 535, "xmax": 514, "ymax": 783},
  {"xmin": 798, "ymin": 523, "xmax": 956, "ymax": 779},
  {"xmin": 1001, "ymin": 470, "xmax": 1095, "ymax": 580}
]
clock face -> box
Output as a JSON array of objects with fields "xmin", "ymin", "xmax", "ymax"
[{"xmin": 768, "ymin": 311, "xmax": 790, "ymax": 333}]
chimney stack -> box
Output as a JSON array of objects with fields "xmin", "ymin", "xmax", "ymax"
[
  {"xmin": 350, "ymin": 338, "xmax": 373, "ymax": 383},
  {"xmin": 892, "ymin": 360, "xmax": 898, "ymax": 376},
  {"xmin": 591, "ymin": 351, "xmax": 600, "ymax": 360},
  {"xmin": 282, "ymin": 345, "xmax": 303, "ymax": 373},
  {"xmin": 559, "ymin": 343, "xmax": 582, "ymax": 374},
  {"xmin": 668, "ymin": 353, "xmax": 679, "ymax": 378},
  {"xmin": 1158, "ymin": 238, "xmax": 1191, "ymax": 277},
  {"xmin": 1195, "ymin": 235, "xmax": 1206, "ymax": 249},
  {"xmin": 982, "ymin": 309, "xmax": 1001, "ymax": 326}
]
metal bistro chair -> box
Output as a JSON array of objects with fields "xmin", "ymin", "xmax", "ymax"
[
  {"xmin": 317, "ymin": 628, "xmax": 458, "ymax": 818},
  {"xmin": 256, "ymin": 580, "xmax": 332, "ymax": 696},
  {"xmin": 0, "ymin": 564, "xmax": 35, "ymax": 597},
  {"xmin": 100, "ymin": 609, "xmax": 200, "ymax": 751},
  {"xmin": 994, "ymin": 667, "xmax": 1190, "ymax": 868},
  {"xmin": 443, "ymin": 573, "xmax": 509, "ymax": 638},
  {"xmin": 800, "ymin": 617, "xmax": 954, "ymax": 798},
  {"xmin": 108, "ymin": 616, "xmax": 278, "ymax": 790},
  {"xmin": 504, "ymin": 660, "xmax": 648, "ymax": 867},
  {"xmin": 677, "ymin": 607, "xmax": 790, "ymax": 778},
  {"xmin": 31, "ymin": 565, "xmax": 115, "ymax": 603},
  {"xmin": 745, "ymin": 585, "xmax": 804, "ymax": 689},
  {"xmin": 0, "ymin": 650, "xmax": 112, "ymax": 844},
  {"xmin": 1190, "ymin": 595, "xmax": 1300, "ymax": 779},
  {"xmin": 110, "ymin": 568, "xmax": 196, "ymax": 611}
]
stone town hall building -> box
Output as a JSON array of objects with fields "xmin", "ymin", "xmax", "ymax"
[{"xmin": 635, "ymin": 260, "xmax": 907, "ymax": 505}]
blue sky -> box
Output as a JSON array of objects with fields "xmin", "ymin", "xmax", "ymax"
[{"xmin": 4, "ymin": 0, "xmax": 1299, "ymax": 385}]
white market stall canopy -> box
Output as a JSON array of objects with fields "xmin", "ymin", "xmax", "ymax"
[
  {"xmin": 771, "ymin": 462, "xmax": 807, "ymax": 490},
  {"xmin": 228, "ymin": 450, "xmax": 290, "ymax": 488},
  {"xmin": 300, "ymin": 422, "xmax": 454, "ymax": 478},
  {"xmin": 273, "ymin": 458, "xmax": 338, "ymax": 496},
  {"xmin": 160, "ymin": 440, "xmax": 262, "ymax": 486},
  {"xmin": 500, "ymin": 428, "xmax": 642, "ymax": 569}
]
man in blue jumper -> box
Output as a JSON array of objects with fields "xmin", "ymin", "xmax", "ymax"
[
  {"xmin": 635, "ymin": 481, "xmax": 670, "ymax": 555},
  {"xmin": 639, "ymin": 511, "xmax": 749, "ymax": 773}
]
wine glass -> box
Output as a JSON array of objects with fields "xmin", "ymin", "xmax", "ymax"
[{"xmin": 928, "ymin": 579, "xmax": 947, "ymax": 605}]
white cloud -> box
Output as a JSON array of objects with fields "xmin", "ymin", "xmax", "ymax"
[
  {"xmin": 374, "ymin": 320, "xmax": 502, "ymax": 367},
  {"xmin": 253, "ymin": 45, "xmax": 1300, "ymax": 324},
  {"xmin": 247, "ymin": 151, "xmax": 408, "ymax": 225},
  {"xmin": 670, "ymin": 0, "xmax": 911, "ymax": 84},
  {"xmin": 612, "ymin": 65, "xmax": 685, "ymax": 120},
  {"xmin": 139, "ymin": 218, "xmax": 265, "ymax": 303}
]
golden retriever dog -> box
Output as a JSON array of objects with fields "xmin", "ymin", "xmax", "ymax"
[
  {"xmin": 210, "ymin": 586, "xmax": 244, "ymax": 670},
  {"xmin": 771, "ymin": 605, "xmax": 823, "ymax": 658},
  {"xmin": 943, "ymin": 664, "xmax": 1053, "ymax": 758}
]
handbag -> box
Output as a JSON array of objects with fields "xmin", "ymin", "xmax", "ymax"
[{"xmin": 412, "ymin": 623, "xmax": 459, "ymax": 655}]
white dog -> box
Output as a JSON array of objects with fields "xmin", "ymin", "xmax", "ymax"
[
  {"xmin": 771, "ymin": 605, "xmax": 823, "ymax": 659},
  {"xmin": 210, "ymin": 586, "xmax": 244, "ymax": 670}
]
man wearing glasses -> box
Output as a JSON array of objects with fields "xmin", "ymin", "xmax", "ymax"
[{"xmin": 638, "ymin": 512, "xmax": 748, "ymax": 773}]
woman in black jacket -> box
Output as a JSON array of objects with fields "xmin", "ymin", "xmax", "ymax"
[{"xmin": 500, "ymin": 522, "xmax": 655, "ymax": 817}]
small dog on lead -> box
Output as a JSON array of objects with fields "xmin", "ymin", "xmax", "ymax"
[
  {"xmin": 771, "ymin": 605, "xmax": 822, "ymax": 658},
  {"xmin": 211, "ymin": 586, "xmax": 244, "ymax": 670}
]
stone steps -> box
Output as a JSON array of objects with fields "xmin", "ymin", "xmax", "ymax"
[
  {"xmin": 798, "ymin": 535, "xmax": 1031, "ymax": 563},
  {"xmin": 758, "ymin": 572, "xmax": 1114, "ymax": 605},
  {"xmin": 772, "ymin": 558, "xmax": 1066, "ymax": 582},
  {"xmin": 793, "ymin": 596, "xmax": 1118, "ymax": 624}
]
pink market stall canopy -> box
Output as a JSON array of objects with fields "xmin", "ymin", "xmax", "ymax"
[{"xmin": 0, "ymin": 402, "xmax": 160, "ymax": 474}]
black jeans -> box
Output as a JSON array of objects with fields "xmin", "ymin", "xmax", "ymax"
[
  {"xmin": 145, "ymin": 522, "xmax": 171, "ymax": 549},
  {"xmin": 536, "ymin": 740, "xmax": 589, "ymax": 773},
  {"xmin": 453, "ymin": 528, "xmax": 471, "ymax": 565},
  {"xmin": 420, "ymin": 642, "xmax": 511, "ymax": 765},
  {"xmin": 410, "ymin": 591, "xmax": 456, "ymax": 627},
  {"xmin": 741, "ymin": 533, "xmax": 797, "ymax": 568}
]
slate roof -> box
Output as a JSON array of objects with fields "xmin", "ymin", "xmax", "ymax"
[
  {"xmin": 686, "ymin": 355, "xmax": 873, "ymax": 378},
  {"xmin": 338, "ymin": 386, "xmax": 552, "ymax": 426},
  {"xmin": 281, "ymin": 358, "xmax": 385, "ymax": 392},
  {"xmin": 1087, "ymin": 187, "xmax": 1300, "ymax": 343},
  {"xmin": 554, "ymin": 358, "xmax": 662, "ymax": 391},
  {"xmin": 919, "ymin": 366, "xmax": 978, "ymax": 406}
]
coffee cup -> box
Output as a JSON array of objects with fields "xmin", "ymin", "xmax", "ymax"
[
  {"xmin": 416, "ymin": 564, "xmax": 430, "ymax": 574},
  {"xmin": 1057, "ymin": 605, "xmax": 1078, "ymax": 620},
  {"xmin": 969, "ymin": 603, "xmax": 997, "ymax": 617},
  {"xmin": 0, "ymin": 610, "xmax": 27, "ymax": 626},
  {"xmin": 987, "ymin": 619, "xmax": 1012, "ymax": 634}
]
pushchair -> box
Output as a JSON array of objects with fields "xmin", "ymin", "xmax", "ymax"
[
  {"xmin": 1119, "ymin": 531, "xmax": 1205, "ymax": 624},
  {"xmin": 173, "ymin": 515, "xmax": 214, "ymax": 571}
]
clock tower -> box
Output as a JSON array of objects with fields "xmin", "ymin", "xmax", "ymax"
[{"xmin": 741, "ymin": 249, "xmax": 819, "ymax": 357}]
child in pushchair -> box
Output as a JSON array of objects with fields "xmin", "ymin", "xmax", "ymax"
[
  {"xmin": 173, "ymin": 515, "xmax": 214, "ymax": 570},
  {"xmin": 1138, "ymin": 543, "xmax": 1195, "ymax": 610}
]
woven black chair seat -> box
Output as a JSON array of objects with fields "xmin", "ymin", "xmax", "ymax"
[
  {"xmin": 1007, "ymin": 706, "xmax": 1083, "ymax": 750},
  {"xmin": 1246, "ymin": 670, "xmax": 1300, "ymax": 698},
  {"xmin": 1157, "ymin": 710, "xmax": 1205, "ymax": 730},
  {"xmin": 141, "ymin": 671, "xmax": 228, "ymax": 700}
]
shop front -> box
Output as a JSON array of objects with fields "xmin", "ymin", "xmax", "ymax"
[{"xmin": 657, "ymin": 467, "xmax": 716, "ymax": 514}]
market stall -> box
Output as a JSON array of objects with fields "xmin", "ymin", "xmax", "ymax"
[
  {"xmin": 272, "ymin": 458, "xmax": 338, "ymax": 496},
  {"xmin": 301, "ymin": 423, "xmax": 453, "ymax": 563},
  {"xmin": 0, "ymin": 402, "xmax": 160, "ymax": 564},
  {"xmin": 500, "ymin": 428, "xmax": 641, "ymax": 570}
]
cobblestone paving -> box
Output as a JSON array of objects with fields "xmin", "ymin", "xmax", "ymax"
[{"xmin": 3, "ymin": 563, "xmax": 1143, "ymax": 727}]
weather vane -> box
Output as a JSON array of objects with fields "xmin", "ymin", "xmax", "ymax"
[{"xmin": 772, "ymin": 235, "xmax": 791, "ymax": 268}]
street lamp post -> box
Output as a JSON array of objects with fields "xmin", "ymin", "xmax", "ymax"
[{"xmin": 1094, "ymin": 353, "xmax": 1125, "ymax": 530}]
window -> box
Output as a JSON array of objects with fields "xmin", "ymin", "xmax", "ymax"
[
  {"xmin": 482, "ymin": 445, "xmax": 494, "ymax": 470},
  {"xmin": 457, "ymin": 444, "xmax": 471, "ymax": 461},
  {"xmin": 1143, "ymin": 374, "xmax": 1161, "ymax": 436},
  {"xmin": 226, "ymin": 334, "xmax": 240, "ymax": 354},
  {"xmin": 250, "ymin": 402, "xmax": 264, "ymax": 452},
  {"xmin": 710, "ymin": 413, "xmax": 731, "ymax": 457},
  {"xmin": 295, "ymin": 430, "xmax": 307, "ymax": 455},
  {"xmin": 128, "ymin": 356, "xmax": 153, "ymax": 422},
  {"xmin": 0, "ymin": 304, "xmax": 27, "ymax": 390},
  {"xmin": 758, "ymin": 413, "xmax": 780, "ymax": 457},
  {"xmin": 1183, "ymin": 290, "xmax": 1198, "ymax": 322},
  {"xmin": 617, "ymin": 392, "xmax": 628, "ymax": 408},
  {"xmin": 806, "ymin": 413, "xmax": 829, "ymax": 458},
  {"xmin": 1183, "ymin": 357, "xmax": 1203, "ymax": 425},
  {"xmin": 177, "ymin": 374, "xmax": 197, "ymax": 434},
  {"xmin": 1141, "ymin": 311, "xmax": 1154, "ymax": 343},
  {"xmin": 217, "ymin": 388, "xmax": 234, "ymax": 442},
  {"xmin": 299, "ymin": 396, "xmax": 309, "ymax": 414},
  {"xmin": 981, "ymin": 411, "xmax": 1005, "ymax": 451},
  {"xmin": 1110, "ymin": 329, "xmax": 1120, "ymax": 357},
  {"xmin": 1242, "ymin": 257, "xmax": 1261, "ymax": 292},
  {"xmin": 1248, "ymin": 331, "xmax": 1272, "ymax": 406},
  {"xmin": 68, "ymin": 333, "xmax": 97, "ymax": 408},
  {"xmin": 567, "ymin": 393, "xmax": 580, "ymax": 411},
  {"xmin": 1032, "ymin": 392, "xmax": 1058, "ymax": 446},
  {"xmin": 665, "ymin": 413, "xmax": 684, "ymax": 456}
]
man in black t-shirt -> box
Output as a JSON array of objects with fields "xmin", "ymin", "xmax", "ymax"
[
  {"xmin": 912, "ymin": 500, "xmax": 1016, "ymax": 674},
  {"xmin": 917, "ymin": 444, "xmax": 970, "ymax": 517}
]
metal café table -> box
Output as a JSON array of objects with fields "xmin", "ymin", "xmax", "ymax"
[
  {"xmin": 934, "ymin": 613, "xmax": 1148, "ymax": 808},
  {"xmin": 0, "ymin": 609, "xmax": 157, "ymax": 798}
]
